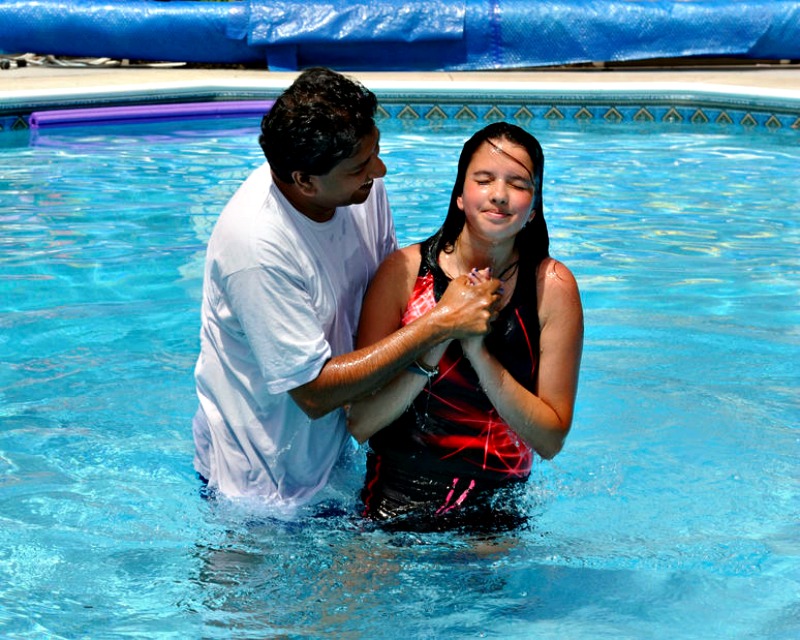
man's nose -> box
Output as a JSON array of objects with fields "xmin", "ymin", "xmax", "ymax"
[{"xmin": 369, "ymin": 155, "xmax": 387, "ymax": 179}]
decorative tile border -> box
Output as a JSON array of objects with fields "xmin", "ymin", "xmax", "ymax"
[
  {"xmin": 2, "ymin": 90, "xmax": 799, "ymax": 134},
  {"xmin": 0, "ymin": 114, "xmax": 30, "ymax": 132},
  {"xmin": 373, "ymin": 96, "xmax": 800, "ymax": 131}
]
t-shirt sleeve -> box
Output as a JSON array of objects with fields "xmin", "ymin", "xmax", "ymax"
[
  {"xmin": 375, "ymin": 179, "xmax": 398, "ymax": 261},
  {"xmin": 224, "ymin": 263, "xmax": 331, "ymax": 395}
]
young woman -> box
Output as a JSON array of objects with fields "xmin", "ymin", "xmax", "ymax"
[{"xmin": 348, "ymin": 122, "xmax": 584, "ymax": 531}]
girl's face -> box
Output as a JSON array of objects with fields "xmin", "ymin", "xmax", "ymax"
[{"xmin": 457, "ymin": 138, "xmax": 535, "ymax": 244}]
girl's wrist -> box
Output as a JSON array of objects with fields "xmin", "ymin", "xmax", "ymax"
[{"xmin": 461, "ymin": 338, "xmax": 483, "ymax": 361}]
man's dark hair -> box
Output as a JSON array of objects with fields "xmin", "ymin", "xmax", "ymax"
[{"xmin": 259, "ymin": 67, "xmax": 379, "ymax": 184}]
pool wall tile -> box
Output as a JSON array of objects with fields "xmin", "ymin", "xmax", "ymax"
[
  {"xmin": 2, "ymin": 92, "xmax": 799, "ymax": 135},
  {"xmin": 371, "ymin": 94, "xmax": 800, "ymax": 133}
]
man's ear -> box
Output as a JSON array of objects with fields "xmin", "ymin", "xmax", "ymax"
[{"xmin": 291, "ymin": 170, "xmax": 316, "ymax": 195}]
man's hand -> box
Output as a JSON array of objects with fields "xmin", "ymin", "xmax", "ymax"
[{"xmin": 429, "ymin": 272, "xmax": 502, "ymax": 340}]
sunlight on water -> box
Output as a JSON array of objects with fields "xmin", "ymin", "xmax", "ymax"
[{"xmin": 1, "ymin": 117, "xmax": 798, "ymax": 638}]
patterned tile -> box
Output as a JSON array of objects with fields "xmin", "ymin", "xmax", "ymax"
[
  {"xmin": 0, "ymin": 115, "xmax": 28, "ymax": 132},
  {"xmin": 2, "ymin": 94, "xmax": 798, "ymax": 135},
  {"xmin": 373, "ymin": 95, "xmax": 800, "ymax": 134}
]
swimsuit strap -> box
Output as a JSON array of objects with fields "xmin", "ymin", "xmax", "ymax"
[{"xmin": 417, "ymin": 233, "xmax": 537, "ymax": 313}]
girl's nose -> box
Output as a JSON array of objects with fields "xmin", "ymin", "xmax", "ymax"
[{"xmin": 490, "ymin": 181, "xmax": 508, "ymax": 203}]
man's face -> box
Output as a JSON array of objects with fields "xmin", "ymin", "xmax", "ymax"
[{"xmin": 308, "ymin": 127, "xmax": 386, "ymax": 215}]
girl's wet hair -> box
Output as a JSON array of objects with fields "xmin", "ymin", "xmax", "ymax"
[
  {"xmin": 259, "ymin": 67, "xmax": 378, "ymax": 184},
  {"xmin": 428, "ymin": 122, "xmax": 550, "ymax": 269}
]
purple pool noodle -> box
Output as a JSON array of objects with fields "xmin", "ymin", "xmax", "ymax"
[{"xmin": 29, "ymin": 101, "xmax": 275, "ymax": 128}]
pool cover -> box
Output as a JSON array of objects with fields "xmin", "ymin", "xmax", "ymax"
[{"xmin": 0, "ymin": 0, "xmax": 798, "ymax": 70}]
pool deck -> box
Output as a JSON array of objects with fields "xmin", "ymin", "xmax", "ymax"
[{"xmin": 3, "ymin": 64, "xmax": 800, "ymax": 110}]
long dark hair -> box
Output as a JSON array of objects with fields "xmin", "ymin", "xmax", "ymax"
[{"xmin": 427, "ymin": 122, "xmax": 549, "ymax": 270}]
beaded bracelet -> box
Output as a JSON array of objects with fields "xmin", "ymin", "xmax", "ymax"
[{"xmin": 406, "ymin": 359, "xmax": 439, "ymax": 379}]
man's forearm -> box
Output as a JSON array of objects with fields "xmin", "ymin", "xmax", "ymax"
[
  {"xmin": 289, "ymin": 314, "xmax": 446, "ymax": 419},
  {"xmin": 289, "ymin": 275, "xmax": 499, "ymax": 419}
]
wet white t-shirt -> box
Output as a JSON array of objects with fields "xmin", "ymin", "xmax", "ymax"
[{"xmin": 193, "ymin": 162, "xmax": 396, "ymax": 505}]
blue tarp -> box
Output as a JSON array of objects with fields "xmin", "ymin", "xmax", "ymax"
[{"xmin": 0, "ymin": 0, "xmax": 798, "ymax": 71}]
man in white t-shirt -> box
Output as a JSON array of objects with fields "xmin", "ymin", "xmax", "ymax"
[{"xmin": 193, "ymin": 68, "xmax": 501, "ymax": 506}]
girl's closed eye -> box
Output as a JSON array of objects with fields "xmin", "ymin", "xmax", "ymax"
[{"xmin": 510, "ymin": 180, "xmax": 533, "ymax": 191}]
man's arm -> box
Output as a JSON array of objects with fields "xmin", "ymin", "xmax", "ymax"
[
  {"xmin": 345, "ymin": 264, "xmax": 493, "ymax": 442},
  {"xmin": 289, "ymin": 261, "xmax": 500, "ymax": 419}
]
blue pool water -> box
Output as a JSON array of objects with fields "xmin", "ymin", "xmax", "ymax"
[{"xmin": 1, "ymin": 116, "xmax": 798, "ymax": 638}]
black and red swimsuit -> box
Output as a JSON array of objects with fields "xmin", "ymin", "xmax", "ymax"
[{"xmin": 361, "ymin": 236, "xmax": 542, "ymax": 529}]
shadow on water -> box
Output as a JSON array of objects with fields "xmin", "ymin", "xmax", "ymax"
[{"xmin": 185, "ymin": 499, "xmax": 665, "ymax": 639}]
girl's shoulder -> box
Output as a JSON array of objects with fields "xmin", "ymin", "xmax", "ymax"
[
  {"xmin": 366, "ymin": 243, "xmax": 425, "ymax": 308},
  {"xmin": 536, "ymin": 256, "xmax": 583, "ymax": 322},
  {"xmin": 537, "ymin": 256, "xmax": 577, "ymax": 285},
  {"xmin": 358, "ymin": 243, "xmax": 425, "ymax": 348},
  {"xmin": 378, "ymin": 243, "xmax": 424, "ymax": 279}
]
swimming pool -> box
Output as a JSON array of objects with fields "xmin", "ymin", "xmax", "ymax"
[{"xmin": 1, "ymin": 104, "xmax": 798, "ymax": 637}]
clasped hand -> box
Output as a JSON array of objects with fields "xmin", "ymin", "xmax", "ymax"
[{"xmin": 434, "ymin": 267, "xmax": 501, "ymax": 342}]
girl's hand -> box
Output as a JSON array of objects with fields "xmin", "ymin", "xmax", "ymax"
[
  {"xmin": 466, "ymin": 266, "xmax": 493, "ymax": 286},
  {"xmin": 460, "ymin": 267, "xmax": 494, "ymax": 360}
]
